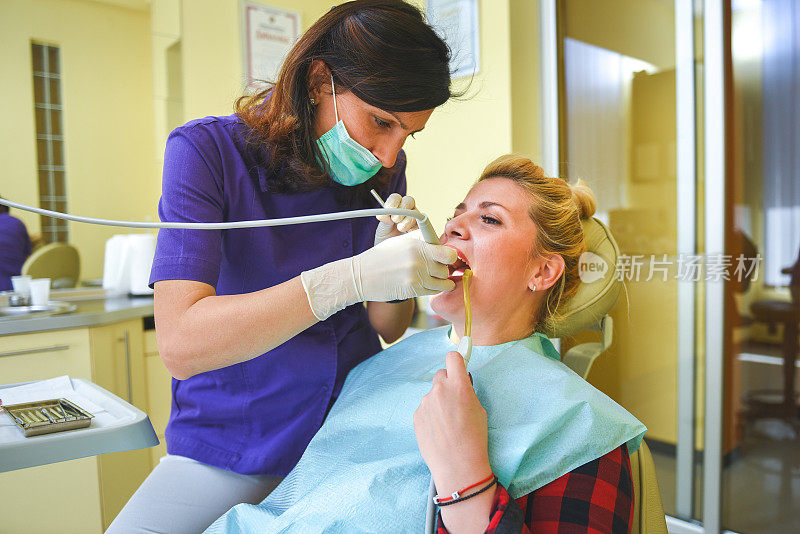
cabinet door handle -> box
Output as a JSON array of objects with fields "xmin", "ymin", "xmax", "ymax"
[
  {"xmin": 0, "ymin": 345, "xmax": 70, "ymax": 358},
  {"xmin": 117, "ymin": 332, "xmax": 133, "ymax": 404}
]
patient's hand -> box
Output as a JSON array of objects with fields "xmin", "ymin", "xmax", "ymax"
[{"xmin": 414, "ymin": 351, "xmax": 494, "ymax": 532}]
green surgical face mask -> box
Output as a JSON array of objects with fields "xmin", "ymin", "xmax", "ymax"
[{"xmin": 315, "ymin": 75, "xmax": 383, "ymax": 186}]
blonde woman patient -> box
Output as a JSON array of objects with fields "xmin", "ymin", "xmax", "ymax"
[{"xmin": 206, "ymin": 155, "xmax": 646, "ymax": 534}]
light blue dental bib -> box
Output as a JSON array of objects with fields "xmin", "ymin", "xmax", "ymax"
[{"xmin": 206, "ymin": 326, "xmax": 646, "ymax": 534}]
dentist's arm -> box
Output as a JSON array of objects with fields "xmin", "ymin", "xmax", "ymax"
[
  {"xmin": 154, "ymin": 278, "xmax": 317, "ymax": 380},
  {"xmin": 367, "ymin": 299, "xmax": 415, "ymax": 344},
  {"xmin": 154, "ymin": 133, "xmax": 454, "ymax": 378},
  {"xmin": 155, "ymin": 237, "xmax": 455, "ymax": 380}
]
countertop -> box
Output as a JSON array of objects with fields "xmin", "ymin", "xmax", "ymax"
[{"xmin": 0, "ymin": 289, "xmax": 154, "ymax": 336}]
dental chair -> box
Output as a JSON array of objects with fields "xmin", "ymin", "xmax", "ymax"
[
  {"xmin": 561, "ymin": 315, "xmax": 613, "ymax": 379},
  {"xmin": 541, "ymin": 217, "xmax": 667, "ymax": 534},
  {"xmin": 21, "ymin": 242, "xmax": 80, "ymax": 289}
]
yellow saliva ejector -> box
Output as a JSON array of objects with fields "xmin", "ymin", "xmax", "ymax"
[{"xmin": 457, "ymin": 269, "xmax": 474, "ymax": 367}]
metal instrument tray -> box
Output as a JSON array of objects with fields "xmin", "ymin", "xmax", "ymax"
[
  {"xmin": 2, "ymin": 398, "xmax": 93, "ymax": 437},
  {"xmin": 0, "ymin": 378, "xmax": 158, "ymax": 472}
]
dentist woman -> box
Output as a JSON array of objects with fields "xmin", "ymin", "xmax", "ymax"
[{"xmin": 108, "ymin": 2, "xmax": 458, "ymax": 532}]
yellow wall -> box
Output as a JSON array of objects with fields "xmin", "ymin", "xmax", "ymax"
[
  {"xmin": 408, "ymin": 0, "xmax": 544, "ymax": 230},
  {"xmin": 0, "ymin": 0, "xmax": 157, "ymax": 280},
  {"xmin": 510, "ymin": 0, "xmax": 542, "ymax": 159},
  {"xmin": 565, "ymin": 0, "xmax": 675, "ymax": 70},
  {"xmin": 177, "ymin": 0, "xmax": 337, "ymax": 120}
]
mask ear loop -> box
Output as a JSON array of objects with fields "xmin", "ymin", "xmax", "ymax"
[{"xmin": 330, "ymin": 73, "xmax": 339, "ymax": 122}]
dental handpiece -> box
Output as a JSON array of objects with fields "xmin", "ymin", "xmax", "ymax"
[
  {"xmin": 414, "ymin": 214, "xmax": 441, "ymax": 245},
  {"xmin": 369, "ymin": 190, "xmax": 441, "ymax": 245},
  {"xmin": 0, "ymin": 197, "xmax": 440, "ymax": 244}
]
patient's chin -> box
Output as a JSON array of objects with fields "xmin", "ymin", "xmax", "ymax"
[{"xmin": 430, "ymin": 291, "xmax": 462, "ymax": 321}]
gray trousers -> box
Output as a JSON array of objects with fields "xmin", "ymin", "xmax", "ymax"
[{"xmin": 106, "ymin": 454, "xmax": 283, "ymax": 534}]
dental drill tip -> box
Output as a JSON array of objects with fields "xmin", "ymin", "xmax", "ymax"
[{"xmin": 369, "ymin": 189, "xmax": 385, "ymax": 207}]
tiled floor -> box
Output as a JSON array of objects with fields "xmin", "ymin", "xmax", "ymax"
[{"xmin": 652, "ymin": 420, "xmax": 800, "ymax": 533}]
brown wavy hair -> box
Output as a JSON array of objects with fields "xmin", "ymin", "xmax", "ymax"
[
  {"xmin": 236, "ymin": 1, "xmax": 455, "ymax": 198},
  {"xmin": 478, "ymin": 155, "xmax": 597, "ymax": 331}
]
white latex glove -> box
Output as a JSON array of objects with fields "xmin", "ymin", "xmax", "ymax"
[
  {"xmin": 375, "ymin": 193, "xmax": 420, "ymax": 246},
  {"xmin": 300, "ymin": 233, "xmax": 457, "ymax": 321}
]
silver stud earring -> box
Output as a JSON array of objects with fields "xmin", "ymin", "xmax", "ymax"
[
  {"xmin": 310, "ymin": 97, "xmax": 316, "ymax": 105},
  {"xmin": 532, "ymin": 285, "xmax": 537, "ymax": 292}
]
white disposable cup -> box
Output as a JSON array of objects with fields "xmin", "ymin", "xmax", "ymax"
[
  {"xmin": 11, "ymin": 275, "xmax": 32, "ymax": 296},
  {"xmin": 29, "ymin": 278, "xmax": 51, "ymax": 307}
]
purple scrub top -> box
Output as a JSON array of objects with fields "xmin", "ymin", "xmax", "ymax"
[
  {"xmin": 0, "ymin": 213, "xmax": 32, "ymax": 291},
  {"xmin": 149, "ymin": 114, "xmax": 407, "ymax": 475}
]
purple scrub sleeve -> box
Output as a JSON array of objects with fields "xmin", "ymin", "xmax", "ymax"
[
  {"xmin": 149, "ymin": 115, "xmax": 407, "ymax": 475},
  {"xmin": 150, "ymin": 129, "xmax": 225, "ymax": 287},
  {"xmin": 0, "ymin": 213, "xmax": 32, "ymax": 291}
]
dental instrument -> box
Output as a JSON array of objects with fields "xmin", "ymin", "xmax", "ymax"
[
  {"xmin": 369, "ymin": 189, "xmax": 441, "ymax": 245},
  {"xmin": 0, "ymin": 197, "xmax": 442, "ymax": 244},
  {"xmin": 58, "ymin": 402, "xmax": 71, "ymax": 421},
  {"xmin": 41, "ymin": 408, "xmax": 55, "ymax": 424}
]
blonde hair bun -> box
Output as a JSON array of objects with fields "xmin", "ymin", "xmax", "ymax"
[{"xmin": 570, "ymin": 179, "xmax": 596, "ymax": 220}]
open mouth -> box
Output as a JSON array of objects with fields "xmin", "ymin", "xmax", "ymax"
[{"xmin": 447, "ymin": 249, "xmax": 471, "ymax": 281}]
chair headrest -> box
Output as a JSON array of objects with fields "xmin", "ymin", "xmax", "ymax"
[{"xmin": 537, "ymin": 217, "xmax": 622, "ymax": 338}]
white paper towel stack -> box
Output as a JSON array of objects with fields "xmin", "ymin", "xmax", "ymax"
[{"xmin": 102, "ymin": 234, "xmax": 156, "ymax": 295}]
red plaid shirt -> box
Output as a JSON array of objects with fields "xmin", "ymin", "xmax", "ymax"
[{"xmin": 437, "ymin": 445, "xmax": 633, "ymax": 534}]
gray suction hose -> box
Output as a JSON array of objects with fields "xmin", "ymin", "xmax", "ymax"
[{"xmin": 0, "ymin": 198, "xmax": 440, "ymax": 243}]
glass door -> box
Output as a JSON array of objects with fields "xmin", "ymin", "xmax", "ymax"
[
  {"xmin": 541, "ymin": 0, "xmax": 800, "ymax": 532},
  {"xmin": 723, "ymin": 0, "xmax": 800, "ymax": 531},
  {"xmin": 546, "ymin": 0, "xmax": 693, "ymax": 521}
]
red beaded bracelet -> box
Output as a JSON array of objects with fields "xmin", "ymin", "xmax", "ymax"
[{"xmin": 433, "ymin": 473, "xmax": 496, "ymax": 505}]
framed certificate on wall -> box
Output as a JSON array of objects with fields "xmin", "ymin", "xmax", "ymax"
[
  {"xmin": 427, "ymin": 0, "xmax": 480, "ymax": 79},
  {"xmin": 242, "ymin": 2, "xmax": 301, "ymax": 89}
]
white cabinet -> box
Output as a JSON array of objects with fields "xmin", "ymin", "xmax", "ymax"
[
  {"xmin": 90, "ymin": 319, "xmax": 153, "ymax": 529},
  {"xmin": 144, "ymin": 328, "xmax": 171, "ymax": 467},
  {"xmin": 0, "ymin": 319, "xmax": 160, "ymax": 532}
]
